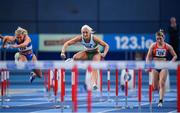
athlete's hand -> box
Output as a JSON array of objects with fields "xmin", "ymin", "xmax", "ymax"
[
  {"xmin": 145, "ymin": 69, "xmax": 149, "ymax": 72},
  {"xmin": 2, "ymin": 45, "xmax": 7, "ymax": 49},
  {"xmin": 10, "ymin": 45, "xmax": 18, "ymax": 48},
  {"xmin": 61, "ymin": 52, "xmax": 66, "ymax": 60},
  {"xmin": 145, "ymin": 68, "xmax": 152, "ymax": 73},
  {"xmin": 100, "ymin": 53, "xmax": 106, "ymax": 58}
]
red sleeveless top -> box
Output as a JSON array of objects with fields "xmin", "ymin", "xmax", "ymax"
[{"xmin": 153, "ymin": 43, "xmax": 168, "ymax": 61}]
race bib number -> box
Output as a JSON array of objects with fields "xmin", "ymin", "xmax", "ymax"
[
  {"xmin": 156, "ymin": 49, "xmax": 166, "ymax": 57},
  {"xmin": 19, "ymin": 47, "xmax": 26, "ymax": 51}
]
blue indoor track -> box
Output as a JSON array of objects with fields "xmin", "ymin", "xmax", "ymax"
[{"xmin": 0, "ymin": 69, "xmax": 177, "ymax": 113}]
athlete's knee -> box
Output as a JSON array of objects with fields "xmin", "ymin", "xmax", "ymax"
[
  {"xmin": 39, "ymin": 71, "xmax": 42, "ymax": 78},
  {"xmin": 14, "ymin": 52, "xmax": 20, "ymax": 62},
  {"xmin": 159, "ymin": 80, "xmax": 166, "ymax": 88},
  {"xmin": 73, "ymin": 54, "xmax": 84, "ymax": 60},
  {"xmin": 73, "ymin": 55, "xmax": 79, "ymax": 60},
  {"xmin": 92, "ymin": 55, "xmax": 101, "ymax": 61},
  {"xmin": 92, "ymin": 69, "xmax": 98, "ymax": 73},
  {"xmin": 153, "ymin": 81, "xmax": 159, "ymax": 90},
  {"xmin": 93, "ymin": 58, "xmax": 101, "ymax": 61},
  {"xmin": 38, "ymin": 70, "xmax": 42, "ymax": 78},
  {"xmin": 33, "ymin": 69, "xmax": 42, "ymax": 78},
  {"xmin": 153, "ymin": 84, "xmax": 159, "ymax": 90}
]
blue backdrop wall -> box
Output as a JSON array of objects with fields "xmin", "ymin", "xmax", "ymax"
[{"xmin": 0, "ymin": 0, "xmax": 180, "ymax": 34}]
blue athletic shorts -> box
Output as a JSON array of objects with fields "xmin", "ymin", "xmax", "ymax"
[{"xmin": 23, "ymin": 53, "xmax": 34, "ymax": 61}]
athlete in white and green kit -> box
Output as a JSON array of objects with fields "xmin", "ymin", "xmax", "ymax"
[{"xmin": 61, "ymin": 25, "xmax": 109, "ymax": 90}]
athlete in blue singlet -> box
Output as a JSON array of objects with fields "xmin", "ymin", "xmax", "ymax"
[
  {"xmin": 61, "ymin": 25, "xmax": 109, "ymax": 90},
  {"xmin": 2, "ymin": 27, "xmax": 42, "ymax": 83}
]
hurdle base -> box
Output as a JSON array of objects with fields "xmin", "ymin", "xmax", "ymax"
[
  {"xmin": 53, "ymin": 105, "xmax": 62, "ymax": 109},
  {"xmin": 47, "ymin": 97, "xmax": 54, "ymax": 102},
  {"xmin": 99, "ymin": 97, "xmax": 106, "ymax": 102},
  {"xmin": 4, "ymin": 98, "xmax": 10, "ymax": 102},
  {"xmin": 61, "ymin": 105, "xmax": 70, "ymax": 109},
  {"xmin": 0, "ymin": 105, "xmax": 10, "ymax": 109},
  {"xmin": 121, "ymin": 105, "xmax": 134, "ymax": 109},
  {"xmin": 50, "ymin": 105, "xmax": 70, "ymax": 109},
  {"xmin": 138, "ymin": 102, "xmax": 141, "ymax": 112},
  {"xmin": 106, "ymin": 98, "xmax": 114, "ymax": 102},
  {"xmin": 57, "ymin": 102, "xmax": 70, "ymax": 109},
  {"xmin": 0, "ymin": 99, "xmax": 10, "ymax": 102},
  {"xmin": 114, "ymin": 103, "xmax": 122, "ymax": 109},
  {"xmin": 149, "ymin": 103, "xmax": 153, "ymax": 112},
  {"xmin": 114, "ymin": 98, "xmax": 122, "ymax": 109}
]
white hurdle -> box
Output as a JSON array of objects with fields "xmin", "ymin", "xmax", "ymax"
[
  {"xmin": 0, "ymin": 69, "xmax": 10, "ymax": 108},
  {"xmin": 0, "ymin": 61, "xmax": 179, "ymax": 112}
]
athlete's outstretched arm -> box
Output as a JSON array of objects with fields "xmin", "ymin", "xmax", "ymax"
[
  {"xmin": 61, "ymin": 36, "xmax": 81, "ymax": 59},
  {"xmin": 93, "ymin": 36, "xmax": 109, "ymax": 58},
  {"xmin": 167, "ymin": 44, "xmax": 177, "ymax": 62},
  {"xmin": 61, "ymin": 36, "xmax": 81, "ymax": 53},
  {"xmin": 11, "ymin": 36, "xmax": 31, "ymax": 48},
  {"xmin": 146, "ymin": 43, "xmax": 154, "ymax": 63},
  {"xmin": 2, "ymin": 36, "xmax": 15, "ymax": 48}
]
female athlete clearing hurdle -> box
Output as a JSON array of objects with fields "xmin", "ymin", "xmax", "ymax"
[
  {"xmin": 146, "ymin": 29, "xmax": 177, "ymax": 107},
  {"xmin": 61, "ymin": 25, "xmax": 109, "ymax": 90},
  {"xmin": 2, "ymin": 27, "xmax": 42, "ymax": 83}
]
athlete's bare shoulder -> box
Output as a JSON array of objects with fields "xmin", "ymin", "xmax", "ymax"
[
  {"xmin": 24, "ymin": 35, "xmax": 31, "ymax": 41},
  {"xmin": 65, "ymin": 35, "xmax": 82, "ymax": 45},
  {"xmin": 73, "ymin": 35, "xmax": 82, "ymax": 41},
  {"xmin": 92, "ymin": 35, "xmax": 99, "ymax": 39},
  {"xmin": 92, "ymin": 35, "xmax": 102, "ymax": 42},
  {"xmin": 149, "ymin": 42, "xmax": 156, "ymax": 49}
]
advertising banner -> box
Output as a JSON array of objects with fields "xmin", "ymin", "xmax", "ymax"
[
  {"xmin": 39, "ymin": 34, "xmax": 103, "ymax": 52},
  {"xmin": 103, "ymin": 34, "xmax": 156, "ymax": 51}
]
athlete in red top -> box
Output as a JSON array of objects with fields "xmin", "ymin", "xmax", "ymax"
[{"xmin": 146, "ymin": 30, "xmax": 177, "ymax": 107}]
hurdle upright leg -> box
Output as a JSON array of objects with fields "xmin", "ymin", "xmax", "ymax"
[
  {"xmin": 107, "ymin": 69, "xmax": 113, "ymax": 102},
  {"xmin": 5, "ymin": 70, "xmax": 10, "ymax": 102},
  {"xmin": 177, "ymin": 65, "xmax": 180, "ymax": 112},
  {"xmin": 138, "ymin": 68, "xmax": 142, "ymax": 112},
  {"xmin": 115, "ymin": 68, "xmax": 121, "ymax": 108},
  {"xmin": 1, "ymin": 69, "xmax": 10, "ymax": 108}
]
